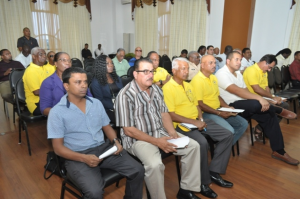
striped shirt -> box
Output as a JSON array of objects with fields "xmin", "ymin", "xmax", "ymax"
[{"xmin": 115, "ymin": 80, "xmax": 169, "ymax": 149}]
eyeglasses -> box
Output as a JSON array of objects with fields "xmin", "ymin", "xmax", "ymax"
[
  {"xmin": 49, "ymin": 55, "xmax": 54, "ymax": 58},
  {"xmin": 135, "ymin": 70, "xmax": 154, "ymax": 75},
  {"xmin": 38, "ymin": 52, "xmax": 46, "ymax": 57},
  {"xmin": 58, "ymin": 59, "xmax": 72, "ymax": 63},
  {"xmin": 135, "ymin": 50, "xmax": 142, "ymax": 52}
]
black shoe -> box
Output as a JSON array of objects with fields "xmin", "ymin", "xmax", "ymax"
[
  {"xmin": 177, "ymin": 188, "xmax": 201, "ymax": 199},
  {"xmin": 200, "ymin": 184, "xmax": 217, "ymax": 198},
  {"xmin": 211, "ymin": 175, "xmax": 233, "ymax": 188}
]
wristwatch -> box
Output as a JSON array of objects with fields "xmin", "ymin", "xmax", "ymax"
[
  {"xmin": 113, "ymin": 138, "xmax": 122, "ymax": 145},
  {"xmin": 159, "ymin": 80, "xmax": 163, "ymax": 85}
]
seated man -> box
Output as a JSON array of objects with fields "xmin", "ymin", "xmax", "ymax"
[
  {"xmin": 23, "ymin": 47, "xmax": 52, "ymax": 115},
  {"xmin": 190, "ymin": 55, "xmax": 248, "ymax": 145},
  {"xmin": 94, "ymin": 43, "xmax": 104, "ymax": 57},
  {"xmin": 197, "ymin": 45, "xmax": 206, "ymax": 59},
  {"xmin": 147, "ymin": 51, "xmax": 171, "ymax": 87},
  {"xmin": 0, "ymin": 49, "xmax": 24, "ymax": 99},
  {"xmin": 129, "ymin": 47, "xmax": 143, "ymax": 67},
  {"xmin": 289, "ymin": 51, "xmax": 300, "ymax": 89},
  {"xmin": 81, "ymin": 43, "xmax": 92, "ymax": 60},
  {"xmin": 43, "ymin": 51, "xmax": 56, "ymax": 75},
  {"xmin": 213, "ymin": 47, "xmax": 219, "ymax": 56},
  {"xmin": 163, "ymin": 58, "xmax": 234, "ymax": 198},
  {"xmin": 240, "ymin": 48, "xmax": 254, "ymax": 74},
  {"xmin": 14, "ymin": 45, "xmax": 32, "ymax": 68},
  {"xmin": 47, "ymin": 67, "xmax": 144, "ymax": 199},
  {"xmin": 218, "ymin": 45, "xmax": 233, "ymax": 69},
  {"xmin": 179, "ymin": 49, "xmax": 188, "ymax": 58},
  {"xmin": 275, "ymin": 48, "xmax": 291, "ymax": 70},
  {"xmin": 112, "ymin": 48, "xmax": 130, "ymax": 77},
  {"xmin": 216, "ymin": 51, "xmax": 299, "ymax": 165},
  {"xmin": 206, "ymin": 45, "xmax": 220, "ymax": 74},
  {"xmin": 115, "ymin": 58, "xmax": 201, "ymax": 199},
  {"xmin": 187, "ymin": 51, "xmax": 201, "ymax": 80}
]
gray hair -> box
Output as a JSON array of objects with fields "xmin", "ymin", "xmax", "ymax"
[
  {"xmin": 31, "ymin": 47, "xmax": 44, "ymax": 55},
  {"xmin": 116, "ymin": 48, "xmax": 125, "ymax": 54},
  {"xmin": 187, "ymin": 51, "xmax": 198, "ymax": 59},
  {"xmin": 172, "ymin": 57, "xmax": 188, "ymax": 69}
]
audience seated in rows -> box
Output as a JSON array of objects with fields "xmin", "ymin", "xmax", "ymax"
[
  {"xmin": 218, "ymin": 45, "xmax": 233, "ymax": 69},
  {"xmin": 233, "ymin": 48, "xmax": 242, "ymax": 54},
  {"xmin": 81, "ymin": 43, "xmax": 92, "ymax": 60},
  {"xmin": 190, "ymin": 55, "xmax": 248, "ymax": 145},
  {"xmin": 216, "ymin": 52, "xmax": 298, "ymax": 165},
  {"xmin": 147, "ymin": 51, "xmax": 171, "ymax": 87},
  {"xmin": 90, "ymin": 55, "xmax": 123, "ymax": 123},
  {"xmin": 115, "ymin": 58, "xmax": 202, "ymax": 199},
  {"xmin": 17, "ymin": 27, "xmax": 39, "ymax": 52},
  {"xmin": 206, "ymin": 45, "xmax": 220, "ymax": 74},
  {"xmin": 187, "ymin": 51, "xmax": 200, "ymax": 80},
  {"xmin": 289, "ymin": 51, "xmax": 300, "ymax": 89},
  {"xmin": 213, "ymin": 47, "xmax": 220, "ymax": 56},
  {"xmin": 0, "ymin": 49, "xmax": 24, "ymax": 100},
  {"xmin": 112, "ymin": 48, "xmax": 130, "ymax": 77},
  {"xmin": 94, "ymin": 43, "xmax": 104, "ymax": 57},
  {"xmin": 47, "ymin": 67, "xmax": 144, "ymax": 199},
  {"xmin": 240, "ymin": 48, "xmax": 254, "ymax": 74},
  {"xmin": 14, "ymin": 44, "xmax": 32, "ymax": 68},
  {"xmin": 179, "ymin": 49, "xmax": 188, "ymax": 58},
  {"xmin": 129, "ymin": 47, "xmax": 143, "ymax": 67},
  {"xmin": 275, "ymin": 48, "xmax": 291, "ymax": 70},
  {"xmin": 163, "ymin": 58, "xmax": 233, "ymax": 198}
]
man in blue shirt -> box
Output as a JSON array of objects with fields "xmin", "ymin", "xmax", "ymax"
[
  {"xmin": 128, "ymin": 47, "xmax": 143, "ymax": 67},
  {"xmin": 47, "ymin": 67, "xmax": 144, "ymax": 199}
]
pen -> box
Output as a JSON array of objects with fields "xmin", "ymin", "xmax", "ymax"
[
  {"xmin": 119, "ymin": 152, "xmax": 122, "ymax": 157},
  {"xmin": 200, "ymin": 118, "xmax": 207, "ymax": 132}
]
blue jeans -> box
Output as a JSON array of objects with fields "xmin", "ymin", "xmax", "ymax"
[{"xmin": 202, "ymin": 113, "xmax": 248, "ymax": 145}]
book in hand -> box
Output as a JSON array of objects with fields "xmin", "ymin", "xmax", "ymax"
[
  {"xmin": 179, "ymin": 123, "xmax": 198, "ymax": 131},
  {"xmin": 99, "ymin": 146, "xmax": 117, "ymax": 159},
  {"xmin": 217, "ymin": 107, "xmax": 244, "ymax": 113},
  {"xmin": 167, "ymin": 136, "xmax": 190, "ymax": 149},
  {"xmin": 263, "ymin": 97, "xmax": 287, "ymax": 102}
]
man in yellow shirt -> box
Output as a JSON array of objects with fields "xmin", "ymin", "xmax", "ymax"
[
  {"xmin": 190, "ymin": 55, "xmax": 248, "ymax": 145},
  {"xmin": 23, "ymin": 47, "xmax": 49, "ymax": 115},
  {"xmin": 163, "ymin": 58, "xmax": 233, "ymax": 198},
  {"xmin": 147, "ymin": 51, "xmax": 171, "ymax": 87},
  {"xmin": 43, "ymin": 51, "xmax": 56, "ymax": 76}
]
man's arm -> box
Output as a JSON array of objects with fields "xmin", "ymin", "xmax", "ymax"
[
  {"xmin": 251, "ymin": 84, "xmax": 281, "ymax": 104},
  {"xmin": 33, "ymin": 89, "xmax": 40, "ymax": 96},
  {"xmin": 102, "ymin": 124, "xmax": 122, "ymax": 154},
  {"xmin": 169, "ymin": 110, "xmax": 206, "ymax": 131},
  {"xmin": 198, "ymin": 100, "xmax": 232, "ymax": 119},
  {"xmin": 161, "ymin": 112, "xmax": 179, "ymax": 138}
]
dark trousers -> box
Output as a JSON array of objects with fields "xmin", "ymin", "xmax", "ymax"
[
  {"xmin": 33, "ymin": 102, "xmax": 41, "ymax": 116},
  {"xmin": 176, "ymin": 119, "xmax": 233, "ymax": 185},
  {"xmin": 105, "ymin": 109, "xmax": 116, "ymax": 124},
  {"xmin": 230, "ymin": 100, "xmax": 284, "ymax": 151},
  {"xmin": 65, "ymin": 140, "xmax": 145, "ymax": 199},
  {"xmin": 291, "ymin": 80, "xmax": 300, "ymax": 89}
]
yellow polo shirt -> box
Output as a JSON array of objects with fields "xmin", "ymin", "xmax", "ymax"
[
  {"xmin": 243, "ymin": 63, "xmax": 268, "ymax": 94},
  {"xmin": 23, "ymin": 63, "xmax": 50, "ymax": 113},
  {"xmin": 190, "ymin": 71, "xmax": 220, "ymax": 109},
  {"xmin": 153, "ymin": 67, "xmax": 170, "ymax": 83},
  {"xmin": 162, "ymin": 78, "xmax": 198, "ymax": 130},
  {"xmin": 43, "ymin": 62, "xmax": 56, "ymax": 78}
]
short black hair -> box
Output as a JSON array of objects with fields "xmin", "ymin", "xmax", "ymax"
[
  {"xmin": 295, "ymin": 51, "xmax": 300, "ymax": 56},
  {"xmin": 146, "ymin": 51, "xmax": 158, "ymax": 58},
  {"xmin": 224, "ymin": 45, "xmax": 233, "ymax": 53},
  {"xmin": 275, "ymin": 48, "xmax": 291, "ymax": 57},
  {"xmin": 85, "ymin": 43, "xmax": 88, "ymax": 45},
  {"xmin": 227, "ymin": 51, "xmax": 241, "ymax": 60},
  {"xmin": 242, "ymin": 48, "xmax": 250, "ymax": 54},
  {"xmin": 259, "ymin": 54, "xmax": 277, "ymax": 65},
  {"xmin": 197, "ymin": 45, "xmax": 206, "ymax": 53},
  {"xmin": 0, "ymin": 49, "xmax": 8, "ymax": 56},
  {"xmin": 54, "ymin": 52, "xmax": 68, "ymax": 62},
  {"xmin": 62, "ymin": 67, "xmax": 87, "ymax": 83},
  {"xmin": 181, "ymin": 49, "xmax": 188, "ymax": 54},
  {"xmin": 134, "ymin": 58, "xmax": 153, "ymax": 71},
  {"xmin": 207, "ymin": 45, "xmax": 214, "ymax": 50}
]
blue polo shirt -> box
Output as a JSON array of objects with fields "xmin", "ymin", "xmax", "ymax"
[{"xmin": 47, "ymin": 94, "xmax": 110, "ymax": 152}]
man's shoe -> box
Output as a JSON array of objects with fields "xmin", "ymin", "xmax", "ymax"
[
  {"xmin": 211, "ymin": 175, "xmax": 233, "ymax": 188},
  {"xmin": 200, "ymin": 184, "xmax": 217, "ymax": 198},
  {"xmin": 278, "ymin": 109, "xmax": 297, "ymax": 120},
  {"xmin": 177, "ymin": 188, "xmax": 201, "ymax": 199},
  {"xmin": 272, "ymin": 151, "xmax": 299, "ymax": 165}
]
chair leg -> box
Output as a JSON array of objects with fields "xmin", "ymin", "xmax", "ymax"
[
  {"xmin": 61, "ymin": 180, "xmax": 66, "ymax": 199},
  {"xmin": 249, "ymin": 119, "xmax": 254, "ymax": 146},
  {"xmin": 293, "ymin": 99, "xmax": 297, "ymax": 113},
  {"xmin": 116, "ymin": 180, "xmax": 119, "ymax": 187},
  {"xmin": 175, "ymin": 156, "xmax": 181, "ymax": 183},
  {"xmin": 23, "ymin": 122, "xmax": 32, "ymax": 156},
  {"xmin": 236, "ymin": 140, "xmax": 240, "ymax": 156},
  {"xmin": 18, "ymin": 119, "xmax": 22, "ymax": 144},
  {"xmin": 232, "ymin": 145, "xmax": 235, "ymax": 157},
  {"xmin": 4, "ymin": 101, "xmax": 9, "ymax": 118},
  {"xmin": 13, "ymin": 104, "xmax": 16, "ymax": 123}
]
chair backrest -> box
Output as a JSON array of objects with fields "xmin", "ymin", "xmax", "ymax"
[
  {"xmin": 281, "ymin": 65, "xmax": 292, "ymax": 89},
  {"xmin": 162, "ymin": 60, "xmax": 172, "ymax": 74},
  {"xmin": 159, "ymin": 54, "xmax": 171, "ymax": 68},
  {"xmin": 267, "ymin": 69, "xmax": 276, "ymax": 93},
  {"xmin": 84, "ymin": 58, "xmax": 95, "ymax": 69},
  {"xmin": 127, "ymin": 67, "xmax": 135, "ymax": 78},
  {"xmin": 9, "ymin": 69, "xmax": 25, "ymax": 97},
  {"xmin": 71, "ymin": 58, "xmax": 83, "ymax": 68},
  {"xmin": 15, "ymin": 78, "xmax": 26, "ymax": 116},
  {"xmin": 121, "ymin": 77, "xmax": 133, "ymax": 87},
  {"xmin": 273, "ymin": 66, "xmax": 282, "ymax": 86}
]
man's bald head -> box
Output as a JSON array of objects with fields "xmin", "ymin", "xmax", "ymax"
[{"xmin": 201, "ymin": 55, "xmax": 216, "ymax": 75}]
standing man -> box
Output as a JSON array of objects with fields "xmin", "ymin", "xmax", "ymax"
[
  {"xmin": 218, "ymin": 45, "xmax": 233, "ymax": 68},
  {"xmin": 190, "ymin": 55, "xmax": 248, "ymax": 145},
  {"xmin": 47, "ymin": 67, "xmax": 145, "ymax": 199},
  {"xmin": 112, "ymin": 48, "xmax": 130, "ymax": 77},
  {"xmin": 129, "ymin": 47, "xmax": 143, "ymax": 67},
  {"xmin": 289, "ymin": 51, "xmax": 300, "ymax": 89},
  {"xmin": 81, "ymin": 43, "xmax": 92, "ymax": 60},
  {"xmin": 216, "ymin": 51, "xmax": 299, "ymax": 165},
  {"xmin": 17, "ymin": 27, "xmax": 39, "ymax": 52},
  {"xmin": 207, "ymin": 45, "xmax": 220, "ymax": 74},
  {"xmin": 14, "ymin": 45, "xmax": 32, "ymax": 68},
  {"xmin": 94, "ymin": 44, "xmax": 104, "ymax": 57},
  {"xmin": 163, "ymin": 58, "xmax": 234, "ymax": 198},
  {"xmin": 0, "ymin": 49, "xmax": 24, "ymax": 99},
  {"xmin": 187, "ymin": 51, "xmax": 201, "ymax": 81},
  {"xmin": 115, "ymin": 58, "xmax": 202, "ymax": 199},
  {"xmin": 240, "ymin": 48, "xmax": 254, "ymax": 74}
]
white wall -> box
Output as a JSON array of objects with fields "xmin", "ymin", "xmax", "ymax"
[{"xmin": 90, "ymin": 0, "xmax": 135, "ymax": 56}]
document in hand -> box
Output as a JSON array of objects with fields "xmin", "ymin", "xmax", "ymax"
[
  {"xmin": 218, "ymin": 107, "xmax": 244, "ymax": 113},
  {"xmin": 263, "ymin": 96, "xmax": 287, "ymax": 102},
  {"xmin": 179, "ymin": 123, "xmax": 198, "ymax": 131},
  {"xmin": 99, "ymin": 146, "xmax": 117, "ymax": 159},
  {"xmin": 167, "ymin": 136, "xmax": 190, "ymax": 148}
]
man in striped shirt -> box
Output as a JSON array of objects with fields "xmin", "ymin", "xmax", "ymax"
[{"xmin": 115, "ymin": 58, "xmax": 201, "ymax": 199}]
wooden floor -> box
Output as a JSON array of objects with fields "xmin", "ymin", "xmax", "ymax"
[{"xmin": 0, "ymin": 97, "xmax": 300, "ymax": 199}]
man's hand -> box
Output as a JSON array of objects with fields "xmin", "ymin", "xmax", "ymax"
[
  {"xmin": 273, "ymin": 96, "xmax": 282, "ymax": 105},
  {"xmin": 83, "ymin": 154, "xmax": 102, "ymax": 167},
  {"xmin": 156, "ymin": 137, "xmax": 177, "ymax": 153},
  {"xmin": 114, "ymin": 141, "xmax": 123, "ymax": 155},
  {"xmin": 258, "ymin": 98, "xmax": 270, "ymax": 112},
  {"xmin": 218, "ymin": 111, "xmax": 233, "ymax": 118},
  {"xmin": 193, "ymin": 120, "xmax": 206, "ymax": 131},
  {"xmin": 215, "ymin": 57, "xmax": 223, "ymax": 62},
  {"xmin": 168, "ymin": 131, "xmax": 179, "ymax": 139},
  {"xmin": 4, "ymin": 68, "xmax": 12, "ymax": 76}
]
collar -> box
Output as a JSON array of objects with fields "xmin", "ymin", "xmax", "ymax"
[
  {"xmin": 66, "ymin": 95, "xmax": 93, "ymax": 108},
  {"xmin": 253, "ymin": 63, "xmax": 264, "ymax": 74},
  {"xmin": 197, "ymin": 70, "xmax": 212, "ymax": 79},
  {"xmin": 169, "ymin": 77, "xmax": 186, "ymax": 88},
  {"xmin": 130, "ymin": 79, "xmax": 153, "ymax": 94},
  {"xmin": 29, "ymin": 62, "xmax": 43, "ymax": 68}
]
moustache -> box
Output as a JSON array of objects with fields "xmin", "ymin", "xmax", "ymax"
[{"xmin": 147, "ymin": 78, "xmax": 153, "ymax": 81}]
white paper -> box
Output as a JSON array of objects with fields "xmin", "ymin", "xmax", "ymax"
[
  {"xmin": 218, "ymin": 107, "xmax": 244, "ymax": 113},
  {"xmin": 180, "ymin": 123, "xmax": 198, "ymax": 130},
  {"xmin": 262, "ymin": 97, "xmax": 276, "ymax": 102},
  {"xmin": 99, "ymin": 146, "xmax": 117, "ymax": 159},
  {"xmin": 167, "ymin": 136, "xmax": 190, "ymax": 148}
]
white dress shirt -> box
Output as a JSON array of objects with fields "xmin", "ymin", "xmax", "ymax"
[
  {"xmin": 240, "ymin": 57, "xmax": 254, "ymax": 71},
  {"xmin": 14, "ymin": 53, "xmax": 32, "ymax": 68},
  {"xmin": 218, "ymin": 53, "xmax": 227, "ymax": 69}
]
